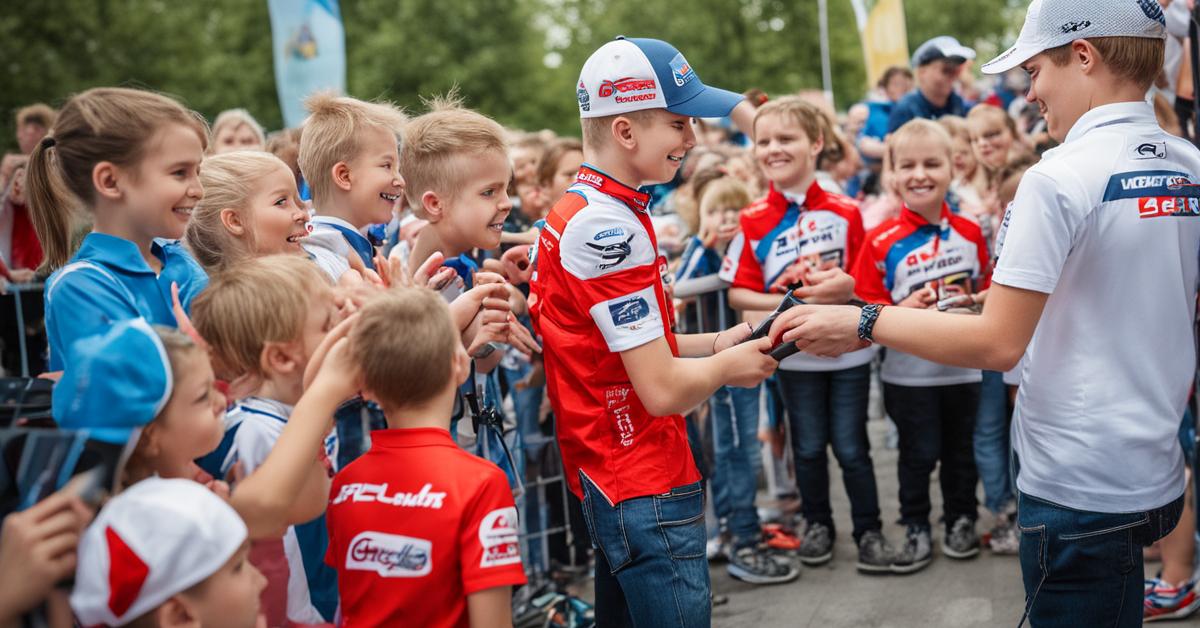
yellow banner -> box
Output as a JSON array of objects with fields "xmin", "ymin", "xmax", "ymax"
[{"xmin": 861, "ymin": 0, "xmax": 910, "ymax": 85}]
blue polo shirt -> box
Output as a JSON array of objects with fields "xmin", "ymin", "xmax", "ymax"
[
  {"xmin": 887, "ymin": 90, "xmax": 969, "ymax": 134},
  {"xmin": 44, "ymin": 233, "xmax": 208, "ymax": 370}
]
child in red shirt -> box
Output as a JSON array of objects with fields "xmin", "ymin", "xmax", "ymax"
[{"xmin": 325, "ymin": 288, "xmax": 525, "ymax": 627}]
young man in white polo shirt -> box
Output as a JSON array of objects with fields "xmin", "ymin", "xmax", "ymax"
[{"xmin": 769, "ymin": 1, "xmax": 1200, "ymax": 625}]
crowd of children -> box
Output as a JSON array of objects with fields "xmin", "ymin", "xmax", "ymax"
[{"xmin": 0, "ymin": 2, "xmax": 1198, "ymax": 625}]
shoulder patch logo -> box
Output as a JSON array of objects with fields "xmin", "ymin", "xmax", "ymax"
[
  {"xmin": 479, "ymin": 507, "xmax": 521, "ymax": 568},
  {"xmin": 585, "ymin": 233, "xmax": 635, "ymax": 269}
]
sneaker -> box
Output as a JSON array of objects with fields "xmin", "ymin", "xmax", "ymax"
[
  {"xmin": 797, "ymin": 521, "xmax": 834, "ymax": 566},
  {"xmin": 855, "ymin": 530, "xmax": 894, "ymax": 574},
  {"xmin": 727, "ymin": 545, "xmax": 801, "ymax": 585},
  {"xmin": 942, "ymin": 516, "xmax": 981, "ymax": 560},
  {"xmin": 762, "ymin": 523, "xmax": 802, "ymax": 554},
  {"xmin": 891, "ymin": 525, "xmax": 933, "ymax": 574},
  {"xmin": 987, "ymin": 513, "xmax": 1020, "ymax": 555},
  {"xmin": 1145, "ymin": 578, "xmax": 1200, "ymax": 622},
  {"xmin": 707, "ymin": 534, "xmax": 732, "ymax": 562}
]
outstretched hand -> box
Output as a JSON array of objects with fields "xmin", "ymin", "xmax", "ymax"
[{"xmin": 768, "ymin": 304, "xmax": 869, "ymax": 358}]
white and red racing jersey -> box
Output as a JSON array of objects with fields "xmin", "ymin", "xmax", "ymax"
[
  {"xmin": 720, "ymin": 181, "xmax": 873, "ymax": 371},
  {"xmin": 851, "ymin": 203, "xmax": 991, "ymax": 386},
  {"xmin": 530, "ymin": 165, "xmax": 701, "ymax": 504},
  {"xmin": 325, "ymin": 428, "xmax": 526, "ymax": 628}
]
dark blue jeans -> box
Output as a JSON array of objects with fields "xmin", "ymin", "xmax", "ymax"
[
  {"xmin": 1017, "ymin": 491, "xmax": 1185, "ymax": 627},
  {"xmin": 883, "ymin": 382, "xmax": 980, "ymax": 530},
  {"xmin": 580, "ymin": 474, "xmax": 710, "ymax": 628},
  {"xmin": 709, "ymin": 384, "xmax": 762, "ymax": 548},
  {"xmin": 778, "ymin": 364, "xmax": 881, "ymax": 541},
  {"xmin": 974, "ymin": 370, "xmax": 1014, "ymax": 514}
]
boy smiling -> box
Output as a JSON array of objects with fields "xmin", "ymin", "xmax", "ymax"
[{"xmin": 771, "ymin": 1, "xmax": 1200, "ymax": 624}]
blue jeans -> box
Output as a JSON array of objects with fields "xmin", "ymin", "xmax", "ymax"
[
  {"xmin": 778, "ymin": 364, "xmax": 881, "ymax": 541},
  {"xmin": 709, "ymin": 385, "xmax": 762, "ymax": 548},
  {"xmin": 1017, "ymin": 491, "xmax": 1184, "ymax": 628},
  {"xmin": 974, "ymin": 370, "xmax": 1013, "ymax": 514},
  {"xmin": 580, "ymin": 475, "xmax": 710, "ymax": 628}
]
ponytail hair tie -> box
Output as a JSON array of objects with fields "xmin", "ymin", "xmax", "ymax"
[{"xmin": 40, "ymin": 136, "xmax": 55, "ymax": 149}]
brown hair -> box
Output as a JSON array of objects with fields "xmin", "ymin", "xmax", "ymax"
[
  {"xmin": 1044, "ymin": 36, "xmax": 1165, "ymax": 92},
  {"xmin": 25, "ymin": 87, "xmax": 209, "ymax": 270},
  {"xmin": 297, "ymin": 92, "xmax": 406, "ymax": 207},
  {"xmin": 16, "ymin": 103, "xmax": 57, "ymax": 129},
  {"xmin": 121, "ymin": 325, "xmax": 202, "ymax": 487},
  {"xmin": 349, "ymin": 287, "xmax": 460, "ymax": 409},
  {"xmin": 877, "ymin": 66, "xmax": 914, "ymax": 90},
  {"xmin": 580, "ymin": 109, "xmax": 658, "ymax": 151},
  {"xmin": 265, "ymin": 127, "xmax": 304, "ymax": 188},
  {"xmin": 536, "ymin": 137, "xmax": 583, "ymax": 187},
  {"xmin": 400, "ymin": 98, "xmax": 508, "ymax": 216},
  {"xmin": 965, "ymin": 105, "xmax": 1019, "ymax": 142},
  {"xmin": 191, "ymin": 255, "xmax": 329, "ymax": 379},
  {"xmin": 185, "ymin": 151, "xmax": 298, "ymax": 273}
]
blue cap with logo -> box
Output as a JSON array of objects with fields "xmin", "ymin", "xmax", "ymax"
[
  {"xmin": 52, "ymin": 318, "xmax": 174, "ymax": 445},
  {"xmin": 577, "ymin": 36, "xmax": 744, "ymax": 119}
]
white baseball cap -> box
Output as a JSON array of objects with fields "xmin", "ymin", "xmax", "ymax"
[
  {"xmin": 71, "ymin": 478, "xmax": 247, "ymax": 626},
  {"xmin": 911, "ymin": 36, "xmax": 977, "ymax": 68},
  {"xmin": 577, "ymin": 37, "xmax": 744, "ymax": 119},
  {"xmin": 982, "ymin": 0, "xmax": 1167, "ymax": 75}
]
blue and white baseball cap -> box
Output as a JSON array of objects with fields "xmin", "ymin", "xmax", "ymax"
[
  {"xmin": 911, "ymin": 36, "xmax": 977, "ymax": 68},
  {"xmin": 53, "ymin": 318, "xmax": 174, "ymax": 445},
  {"xmin": 577, "ymin": 37, "xmax": 744, "ymax": 119},
  {"xmin": 981, "ymin": 0, "xmax": 1167, "ymax": 75}
]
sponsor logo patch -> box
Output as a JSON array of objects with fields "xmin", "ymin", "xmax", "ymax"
[
  {"xmin": 1103, "ymin": 170, "xmax": 1196, "ymax": 201},
  {"xmin": 593, "ymin": 227, "xmax": 625, "ymax": 241},
  {"xmin": 346, "ymin": 531, "xmax": 432, "ymax": 577},
  {"xmin": 585, "ymin": 233, "xmax": 635, "ymax": 269},
  {"xmin": 1132, "ymin": 141, "xmax": 1167, "ymax": 160},
  {"xmin": 598, "ymin": 77, "xmax": 657, "ymax": 97},
  {"xmin": 479, "ymin": 508, "xmax": 522, "ymax": 568},
  {"xmin": 1137, "ymin": 0, "xmax": 1166, "ymax": 26},
  {"xmin": 577, "ymin": 81, "xmax": 590, "ymax": 112},
  {"xmin": 1060, "ymin": 20, "xmax": 1091, "ymax": 33},
  {"xmin": 669, "ymin": 53, "xmax": 695, "ymax": 87},
  {"xmin": 1138, "ymin": 196, "xmax": 1200, "ymax": 218},
  {"xmin": 606, "ymin": 386, "xmax": 635, "ymax": 447},
  {"xmin": 608, "ymin": 296, "xmax": 650, "ymax": 326}
]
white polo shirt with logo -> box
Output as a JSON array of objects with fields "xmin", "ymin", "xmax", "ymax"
[{"xmin": 993, "ymin": 101, "xmax": 1200, "ymax": 513}]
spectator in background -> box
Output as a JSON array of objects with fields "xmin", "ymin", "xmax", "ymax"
[
  {"xmin": 0, "ymin": 158, "xmax": 41, "ymax": 278},
  {"xmin": 860, "ymin": 67, "xmax": 914, "ymax": 166},
  {"xmin": 15, "ymin": 104, "xmax": 55, "ymax": 155},
  {"xmin": 265, "ymin": 127, "xmax": 304, "ymax": 191},
  {"xmin": 888, "ymin": 36, "xmax": 975, "ymax": 133},
  {"xmin": 210, "ymin": 108, "xmax": 266, "ymax": 154}
]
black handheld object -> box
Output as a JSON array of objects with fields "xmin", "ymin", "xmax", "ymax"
[
  {"xmin": 746, "ymin": 289, "xmax": 805, "ymax": 342},
  {"xmin": 769, "ymin": 341, "xmax": 803, "ymax": 361}
]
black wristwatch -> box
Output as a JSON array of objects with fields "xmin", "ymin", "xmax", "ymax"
[{"xmin": 858, "ymin": 303, "xmax": 884, "ymax": 343}]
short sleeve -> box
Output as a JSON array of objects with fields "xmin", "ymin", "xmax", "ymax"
[
  {"xmin": 991, "ymin": 169, "xmax": 1086, "ymax": 294},
  {"xmin": 559, "ymin": 209, "xmax": 665, "ymax": 353},
  {"xmin": 45, "ymin": 266, "xmax": 139, "ymax": 371},
  {"xmin": 458, "ymin": 467, "xmax": 527, "ymax": 595},
  {"xmin": 849, "ymin": 239, "xmax": 891, "ymax": 304},
  {"xmin": 722, "ymin": 231, "xmax": 766, "ymax": 291}
]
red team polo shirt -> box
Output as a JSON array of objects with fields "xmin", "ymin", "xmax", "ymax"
[
  {"xmin": 531, "ymin": 165, "xmax": 701, "ymax": 504},
  {"xmin": 850, "ymin": 203, "xmax": 991, "ymax": 306},
  {"xmin": 324, "ymin": 428, "xmax": 526, "ymax": 627},
  {"xmin": 720, "ymin": 181, "xmax": 865, "ymax": 293}
]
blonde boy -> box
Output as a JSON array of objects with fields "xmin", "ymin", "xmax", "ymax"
[
  {"xmin": 531, "ymin": 37, "xmax": 778, "ymax": 626},
  {"xmin": 191, "ymin": 255, "xmax": 339, "ymax": 625},
  {"xmin": 772, "ymin": 1, "xmax": 1200, "ymax": 624},
  {"xmin": 325, "ymin": 288, "xmax": 525, "ymax": 628},
  {"xmin": 298, "ymin": 93, "xmax": 407, "ymax": 282}
]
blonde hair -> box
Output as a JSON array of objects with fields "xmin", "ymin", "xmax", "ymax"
[
  {"xmin": 16, "ymin": 103, "xmax": 56, "ymax": 129},
  {"xmin": 191, "ymin": 255, "xmax": 329, "ymax": 379},
  {"xmin": 938, "ymin": 115, "xmax": 971, "ymax": 144},
  {"xmin": 185, "ymin": 151, "xmax": 297, "ymax": 273},
  {"xmin": 888, "ymin": 118, "xmax": 954, "ymax": 164},
  {"xmin": 26, "ymin": 87, "xmax": 209, "ymax": 270},
  {"xmin": 1044, "ymin": 36, "xmax": 1165, "ymax": 92},
  {"xmin": 265, "ymin": 127, "xmax": 304, "ymax": 188},
  {"xmin": 965, "ymin": 105, "xmax": 1018, "ymax": 141},
  {"xmin": 349, "ymin": 287, "xmax": 459, "ymax": 409},
  {"xmin": 298, "ymin": 92, "xmax": 406, "ymax": 206},
  {"xmin": 700, "ymin": 177, "xmax": 752, "ymax": 217},
  {"xmin": 400, "ymin": 98, "xmax": 507, "ymax": 216},
  {"xmin": 580, "ymin": 109, "xmax": 657, "ymax": 151},
  {"xmin": 209, "ymin": 108, "xmax": 266, "ymax": 153}
]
